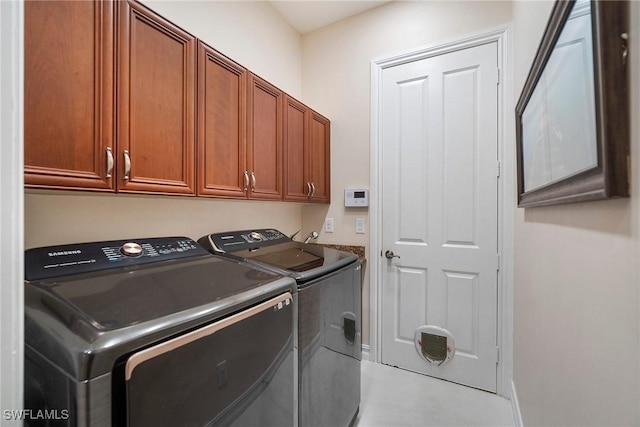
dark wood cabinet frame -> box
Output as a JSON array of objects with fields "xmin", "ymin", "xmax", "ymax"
[{"xmin": 515, "ymin": 0, "xmax": 629, "ymax": 208}]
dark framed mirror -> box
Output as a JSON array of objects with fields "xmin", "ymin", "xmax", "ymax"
[{"xmin": 515, "ymin": 0, "xmax": 629, "ymax": 208}]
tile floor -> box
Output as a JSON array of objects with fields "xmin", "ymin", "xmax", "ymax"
[{"xmin": 354, "ymin": 361, "xmax": 514, "ymax": 427}]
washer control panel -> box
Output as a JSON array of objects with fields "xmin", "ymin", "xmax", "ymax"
[
  {"xmin": 203, "ymin": 229, "xmax": 289, "ymax": 253},
  {"xmin": 25, "ymin": 237, "xmax": 210, "ymax": 281}
]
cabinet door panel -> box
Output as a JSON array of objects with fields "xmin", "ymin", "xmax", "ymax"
[
  {"xmin": 118, "ymin": 0, "xmax": 195, "ymax": 195},
  {"xmin": 309, "ymin": 111, "xmax": 330, "ymax": 203},
  {"xmin": 198, "ymin": 43, "xmax": 247, "ymax": 198},
  {"xmin": 24, "ymin": 0, "xmax": 114, "ymax": 191},
  {"xmin": 283, "ymin": 97, "xmax": 309, "ymax": 202},
  {"xmin": 247, "ymin": 75, "xmax": 282, "ymax": 200}
]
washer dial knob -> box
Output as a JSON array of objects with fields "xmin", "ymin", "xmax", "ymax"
[
  {"xmin": 249, "ymin": 232, "xmax": 264, "ymax": 241},
  {"xmin": 121, "ymin": 242, "xmax": 143, "ymax": 257}
]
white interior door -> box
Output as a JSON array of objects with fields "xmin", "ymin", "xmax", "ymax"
[{"xmin": 380, "ymin": 42, "xmax": 499, "ymax": 392}]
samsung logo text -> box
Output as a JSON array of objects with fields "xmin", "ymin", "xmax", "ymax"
[{"xmin": 48, "ymin": 250, "xmax": 81, "ymax": 257}]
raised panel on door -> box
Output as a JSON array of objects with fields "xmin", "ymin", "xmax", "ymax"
[
  {"xmin": 197, "ymin": 42, "xmax": 247, "ymax": 198},
  {"xmin": 308, "ymin": 111, "xmax": 330, "ymax": 203},
  {"xmin": 118, "ymin": 0, "xmax": 195, "ymax": 195},
  {"xmin": 283, "ymin": 96, "xmax": 309, "ymax": 202},
  {"xmin": 247, "ymin": 74, "xmax": 282, "ymax": 200},
  {"xmin": 24, "ymin": 0, "xmax": 115, "ymax": 191}
]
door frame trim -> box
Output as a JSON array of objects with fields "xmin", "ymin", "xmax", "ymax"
[
  {"xmin": 0, "ymin": 0, "xmax": 25, "ymax": 419},
  {"xmin": 369, "ymin": 26, "xmax": 514, "ymax": 397}
]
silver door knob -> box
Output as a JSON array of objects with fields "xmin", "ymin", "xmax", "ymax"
[{"xmin": 385, "ymin": 250, "xmax": 400, "ymax": 259}]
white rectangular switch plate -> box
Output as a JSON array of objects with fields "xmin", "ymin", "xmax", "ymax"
[
  {"xmin": 325, "ymin": 218, "xmax": 334, "ymax": 233},
  {"xmin": 355, "ymin": 218, "xmax": 365, "ymax": 234}
]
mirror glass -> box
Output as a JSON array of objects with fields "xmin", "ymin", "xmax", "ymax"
[{"xmin": 521, "ymin": 0, "xmax": 597, "ymax": 192}]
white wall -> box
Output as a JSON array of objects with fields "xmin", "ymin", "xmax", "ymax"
[
  {"xmin": 25, "ymin": 1, "xmax": 305, "ymax": 249},
  {"xmin": 25, "ymin": 192, "xmax": 303, "ymax": 248},
  {"xmin": 142, "ymin": 0, "xmax": 302, "ymax": 98},
  {"xmin": 300, "ymin": 1, "xmax": 512, "ymax": 346},
  {"xmin": 512, "ymin": 1, "xmax": 640, "ymax": 425}
]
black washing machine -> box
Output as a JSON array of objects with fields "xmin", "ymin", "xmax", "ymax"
[
  {"xmin": 24, "ymin": 237, "xmax": 297, "ymax": 427},
  {"xmin": 199, "ymin": 229, "xmax": 361, "ymax": 427}
]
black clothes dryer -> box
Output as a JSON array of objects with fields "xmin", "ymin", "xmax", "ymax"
[{"xmin": 199, "ymin": 229, "xmax": 362, "ymax": 427}]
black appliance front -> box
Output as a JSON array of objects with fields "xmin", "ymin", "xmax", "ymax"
[
  {"xmin": 199, "ymin": 229, "xmax": 362, "ymax": 427},
  {"xmin": 24, "ymin": 237, "xmax": 296, "ymax": 427},
  {"xmin": 297, "ymin": 263, "xmax": 361, "ymax": 427},
  {"xmin": 122, "ymin": 292, "xmax": 293, "ymax": 427}
]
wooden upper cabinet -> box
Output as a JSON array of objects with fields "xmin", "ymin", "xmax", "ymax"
[
  {"xmin": 24, "ymin": 0, "xmax": 115, "ymax": 191},
  {"xmin": 24, "ymin": 0, "xmax": 329, "ymax": 202},
  {"xmin": 283, "ymin": 96, "xmax": 330, "ymax": 204},
  {"xmin": 247, "ymin": 74, "xmax": 283, "ymax": 200},
  {"xmin": 283, "ymin": 96, "xmax": 309, "ymax": 202},
  {"xmin": 308, "ymin": 110, "xmax": 331, "ymax": 203},
  {"xmin": 117, "ymin": 0, "xmax": 196, "ymax": 195},
  {"xmin": 197, "ymin": 43, "xmax": 247, "ymax": 198}
]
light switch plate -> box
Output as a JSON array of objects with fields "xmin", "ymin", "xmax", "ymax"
[
  {"xmin": 325, "ymin": 218, "xmax": 334, "ymax": 233},
  {"xmin": 355, "ymin": 218, "xmax": 365, "ymax": 234}
]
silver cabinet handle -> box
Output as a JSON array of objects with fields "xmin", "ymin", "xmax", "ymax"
[
  {"xmin": 243, "ymin": 171, "xmax": 249, "ymax": 191},
  {"xmin": 306, "ymin": 182, "xmax": 312, "ymax": 197},
  {"xmin": 310, "ymin": 182, "xmax": 316, "ymax": 197},
  {"xmin": 123, "ymin": 150, "xmax": 131, "ymax": 181},
  {"xmin": 251, "ymin": 172, "xmax": 256, "ymax": 192},
  {"xmin": 385, "ymin": 250, "xmax": 400, "ymax": 259},
  {"xmin": 106, "ymin": 147, "xmax": 114, "ymax": 178}
]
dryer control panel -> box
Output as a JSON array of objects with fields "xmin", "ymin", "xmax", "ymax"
[
  {"xmin": 203, "ymin": 229, "xmax": 289, "ymax": 253},
  {"xmin": 25, "ymin": 237, "xmax": 210, "ymax": 281}
]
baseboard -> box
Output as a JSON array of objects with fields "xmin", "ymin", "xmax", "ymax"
[
  {"xmin": 361, "ymin": 344, "xmax": 370, "ymax": 361},
  {"xmin": 510, "ymin": 380, "xmax": 523, "ymax": 427}
]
